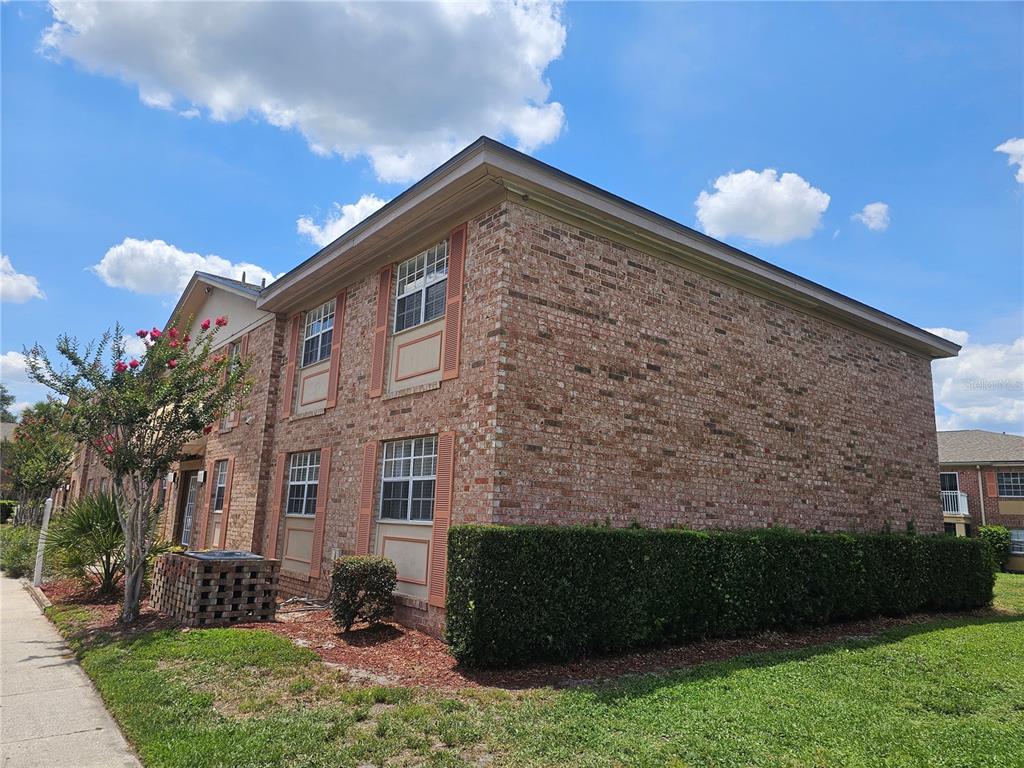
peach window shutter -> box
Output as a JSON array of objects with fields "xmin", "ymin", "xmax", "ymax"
[
  {"xmin": 195, "ymin": 460, "xmax": 215, "ymax": 549},
  {"xmin": 428, "ymin": 431, "xmax": 456, "ymax": 608},
  {"xmin": 232, "ymin": 334, "xmax": 250, "ymax": 427},
  {"xmin": 218, "ymin": 458, "xmax": 235, "ymax": 549},
  {"xmin": 985, "ymin": 470, "xmax": 998, "ymax": 497},
  {"xmin": 282, "ymin": 314, "xmax": 301, "ymax": 419},
  {"xmin": 309, "ymin": 447, "xmax": 333, "ymax": 578},
  {"xmin": 266, "ymin": 454, "xmax": 287, "ymax": 557},
  {"xmin": 326, "ymin": 290, "xmax": 347, "ymax": 409},
  {"xmin": 356, "ymin": 441, "xmax": 378, "ymax": 555},
  {"xmin": 369, "ymin": 267, "xmax": 392, "ymax": 398},
  {"xmin": 441, "ymin": 224, "xmax": 467, "ymax": 381}
]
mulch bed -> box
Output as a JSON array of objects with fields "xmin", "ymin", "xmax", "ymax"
[{"xmin": 41, "ymin": 579, "xmax": 998, "ymax": 692}]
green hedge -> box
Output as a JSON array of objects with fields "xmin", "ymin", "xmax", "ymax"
[{"xmin": 445, "ymin": 525, "xmax": 995, "ymax": 667}]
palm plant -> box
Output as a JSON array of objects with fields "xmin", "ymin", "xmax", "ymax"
[{"xmin": 46, "ymin": 493, "xmax": 126, "ymax": 594}]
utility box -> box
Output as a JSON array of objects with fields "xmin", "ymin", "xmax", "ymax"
[{"xmin": 151, "ymin": 551, "xmax": 279, "ymax": 627}]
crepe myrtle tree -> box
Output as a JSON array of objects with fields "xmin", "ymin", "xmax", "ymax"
[{"xmin": 27, "ymin": 315, "xmax": 250, "ymax": 623}]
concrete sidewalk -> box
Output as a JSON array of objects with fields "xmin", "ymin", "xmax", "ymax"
[{"xmin": 0, "ymin": 576, "xmax": 140, "ymax": 767}]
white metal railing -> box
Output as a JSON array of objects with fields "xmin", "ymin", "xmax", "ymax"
[{"xmin": 941, "ymin": 490, "xmax": 969, "ymax": 516}]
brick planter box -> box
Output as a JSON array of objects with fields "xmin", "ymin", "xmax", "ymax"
[{"xmin": 151, "ymin": 552, "xmax": 280, "ymax": 627}]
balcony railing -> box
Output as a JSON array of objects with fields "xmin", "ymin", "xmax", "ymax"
[{"xmin": 941, "ymin": 490, "xmax": 969, "ymax": 516}]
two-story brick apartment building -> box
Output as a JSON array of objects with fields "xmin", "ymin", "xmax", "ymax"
[
  {"xmin": 937, "ymin": 429, "xmax": 1024, "ymax": 571},
  {"xmin": 73, "ymin": 138, "xmax": 960, "ymax": 634}
]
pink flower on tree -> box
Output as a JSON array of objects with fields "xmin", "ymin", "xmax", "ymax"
[
  {"xmin": 169, "ymin": 340, "xmax": 179, "ymax": 349},
  {"xmin": 200, "ymin": 319, "xmax": 211, "ymax": 331},
  {"xmin": 203, "ymin": 424, "xmax": 213, "ymax": 434},
  {"xmin": 183, "ymin": 334, "xmax": 191, "ymax": 344},
  {"xmin": 114, "ymin": 361, "xmax": 129, "ymax": 373},
  {"xmin": 129, "ymin": 359, "xmax": 140, "ymax": 369},
  {"xmin": 150, "ymin": 328, "xmax": 162, "ymax": 340},
  {"xmin": 166, "ymin": 359, "xmax": 178, "ymax": 369},
  {"xmin": 215, "ymin": 316, "xmax": 228, "ymax": 327},
  {"xmin": 136, "ymin": 329, "xmax": 148, "ymax": 338},
  {"xmin": 168, "ymin": 327, "xmax": 179, "ymax": 339}
]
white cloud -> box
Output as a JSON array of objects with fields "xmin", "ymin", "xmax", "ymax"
[
  {"xmin": 0, "ymin": 255, "xmax": 45, "ymax": 303},
  {"xmin": 927, "ymin": 328, "xmax": 1024, "ymax": 433},
  {"xmin": 92, "ymin": 237, "xmax": 276, "ymax": 295},
  {"xmin": 41, "ymin": 1, "xmax": 567, "ymax": 183},
  {"xmin": 695, "ymin": 169, "xmax": 830, "ymax": 245},
  {"xmin": 994, "ymin": 137, "xmax": 1024, "ymax": 183},
  {"xmin": 297, "ymin": 194, "xmax": 389, "ymax": 249},
  {"xmin": 121, "ymin": 334, "xmax": 148, "ymax": 358},
  {"xmin": 852, "ymin": 202, "xmax": 890, "ymax": 232},
  {"xmin": 0, "ymin": 351, "xmax": 32, "ymax": 386}
]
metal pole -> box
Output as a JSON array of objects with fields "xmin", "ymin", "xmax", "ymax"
[{"xmin": 32, "ymin": 498, "xmax": 54, "ymax": 587}]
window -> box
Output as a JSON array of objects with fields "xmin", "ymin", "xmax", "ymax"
[
  {"xmin": 379, "ymin": 437, "xmax": 437, "ymax": 522},
  {"xmin": 286, "ymin": 450, "xmax": 320, "ymax": 516},
  {"xmin": 211, "ymin": 459, "xmax": 228, "ymax": 513},
  {"xmin": 99, "ymin": 478, "xmax": 107, "ymax": 493},
  {"xmin": 301, "ymin": 300, "xmax": 335, "ymax": 366},
  {"xmin": 220, "ymin": 341, "xmax": 242, "ymax": 430},
  {"xmin": 997, "ymin": 472, "xmax": 1024, "ymax": 498},
  {"xmin": 943, "ymin": 522, "xmax": 957, "ymax": 536},
  {"xmin": 1010, "ymin": 529, "xmax": 1024, "ymax": 556},
  {"xmin": 939, "ymin": 472, "xmax": 959, "ymax": 492},
  {"xmin": 394, "ymin": 241, "xmax": 448, "ymax": 333}
]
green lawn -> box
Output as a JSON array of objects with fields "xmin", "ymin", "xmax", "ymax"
[{"xmin": 46, "ymin": 573, "xmax": 1024, "ymax": 768}]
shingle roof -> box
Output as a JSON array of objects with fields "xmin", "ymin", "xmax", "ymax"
[
  {"xmin": 937, "ymin": 430, "xmax": 1024, "ymax": 464},
  {"xmin": 193, "ymin": 271, "xmax": 263, "ymax": 298}
]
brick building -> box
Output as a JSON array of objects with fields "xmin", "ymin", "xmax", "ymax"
[
  {"xmin": 937, "ymin": 429, "xmax": 1024, "ymax": 571},
  {"xmin": 71, "ymin": 138, "xmax": 960, "ymax": 634}
]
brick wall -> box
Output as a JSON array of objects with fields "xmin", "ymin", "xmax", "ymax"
[
  {"xmin": 193, "ymin": 316, "xmax": 283, "ymax": 551},
  {"xmin": 492, "ymin": 202, "xmax": 942, "ymax": 534},
  {"xmin": 265, "ymin": 203, "xmax": 511, "ymax": 602}
]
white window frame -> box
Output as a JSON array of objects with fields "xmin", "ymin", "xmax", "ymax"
[
  {"xmin": 211, "ymin": 459, "xmax": 228, "ymax": 513},
  {"xmin": 378, "ymin": 436, "xmax": 437, "ymax": 524},
  {"xmin": 939, "ymin": 472, "xmax": 959, "ymax": 492},
  {"xmin": 301, "ymin": 300, "xmax": 336, "ymax": 367},
  {"xmin": 1010, "ymin": 529, "xmax": 1024, "ymax": 556},
  {"xmin": 285, "ymin": 450, "xmax": 320, "ymax": 517},
  {"xmin": 393, "ymin": 241, "xmax": 448, "ymax": 334},
  {"xmin": 996, "ymin": 472, "xmax": 1024, "ymax": 498}
]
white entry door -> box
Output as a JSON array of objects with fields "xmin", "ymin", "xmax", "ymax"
[{"xmin": 180, "ymin": 474, "xmax": 199, "ymax": 547}]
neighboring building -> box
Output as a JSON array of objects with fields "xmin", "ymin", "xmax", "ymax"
[
  {"xmin": 937, "ymin": 429, "xmax": 1024, "ymax": 571},
  {"xmin": 70, "ymin": 138, "xmax": 960, "ymax": 634}
]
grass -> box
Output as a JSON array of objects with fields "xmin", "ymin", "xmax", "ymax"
[{"xmin": 44, "ymin": 573, "xmax": 1024, "ymax": 768}]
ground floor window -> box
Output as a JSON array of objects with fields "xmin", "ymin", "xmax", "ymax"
[
  {"xmin": 286, "ymin": 450, "xmax": 320, "ymax": 516},
  {"xmin": 211, "ymin": 459, "xmax": 228, "ymax": 513},
  {"xmin": 944, "ymin": 522, "xmax": 957, "ymax": 536},
  {"xmin": 379, "ymin": 436, "xmax": 437, "ymax": 522},
  {"xmin": 1010, "ymin": 529, "xmax": 1024, "ymax": 556}
]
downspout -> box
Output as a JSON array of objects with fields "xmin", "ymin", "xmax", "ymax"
[{"xmin": 977, "ymin": 465, "xmax": 986, "ymax": 526}]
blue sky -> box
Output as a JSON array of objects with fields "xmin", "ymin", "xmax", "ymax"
[{"xmin": 2, "ymin": 1, "xmax": 1021, "ymax": 432}]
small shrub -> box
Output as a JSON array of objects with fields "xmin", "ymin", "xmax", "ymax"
[
  {"xmin": 329, "ymin": 556, "xmax": 397, "ymax": 631},
  {"xmin": 446, "ymin": 524, "xmax": 995, "ymax": 667},
  {"xmin": 979, "ymin": 526, "xmax": 1011, "ymax": 572},
  {"xmin": 0, "ymin": 500, "xmax": 17, "ymax": 524},
  {"xmin": 0, "ymin": 524, "xmax": 39, "ymax": 578}
]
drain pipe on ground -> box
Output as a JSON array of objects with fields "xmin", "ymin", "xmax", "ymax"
[
  {"xmin": 32, "ymin": 497, "xmax": 54, "ymax": 587},
  {"xmin": 977, "ymin": 466, "xmax": 986, "ymax": 526}
]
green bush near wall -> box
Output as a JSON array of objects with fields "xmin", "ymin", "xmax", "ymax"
[{"xmin": 445, "ymin": 525, "xmax": 995, "ymax": 667}]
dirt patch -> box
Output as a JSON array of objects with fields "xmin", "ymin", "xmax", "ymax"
[
  {"xmin": 241, "ymin": 603, "xmax": 1002, "ymax": 691},
  {"xmin": 43, "ymin": 580, "xmax": 1000, "ymax": 692}
]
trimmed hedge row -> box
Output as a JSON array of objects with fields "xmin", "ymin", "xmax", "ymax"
[{"xmin": 445, "ymin": 525, "xmax": 995, "ymax": 667}]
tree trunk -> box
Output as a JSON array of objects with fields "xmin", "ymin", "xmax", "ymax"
[{"xmin": 116, "ymin": 478, "xmax": 151, "ymax": 624}]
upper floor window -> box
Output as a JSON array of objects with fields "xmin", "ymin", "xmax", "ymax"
[
  {"xmin": 286, "ymin": 450, "xmax": 320, "ymax": 516},
  {"xmin": 220, "ymin": 341, "xmax": 243, "ymax": 429},
  {"xmin": 394, "ymin": 241, "xmax": 448, "ymax": 333},
  {"xmin": 302, "ymin": 300, "xmax": 335, "ymax": 367},
  {"xmin": 211, "ymin": 459, "xmax": 228, "ymax": 512},
  {"xmin": 997, "ymin": 472, "xmax": 1024, "ymax": 498},
  {"xmin": 379, "ymin": 436, "xmax": 437, "ymax": 522}
]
